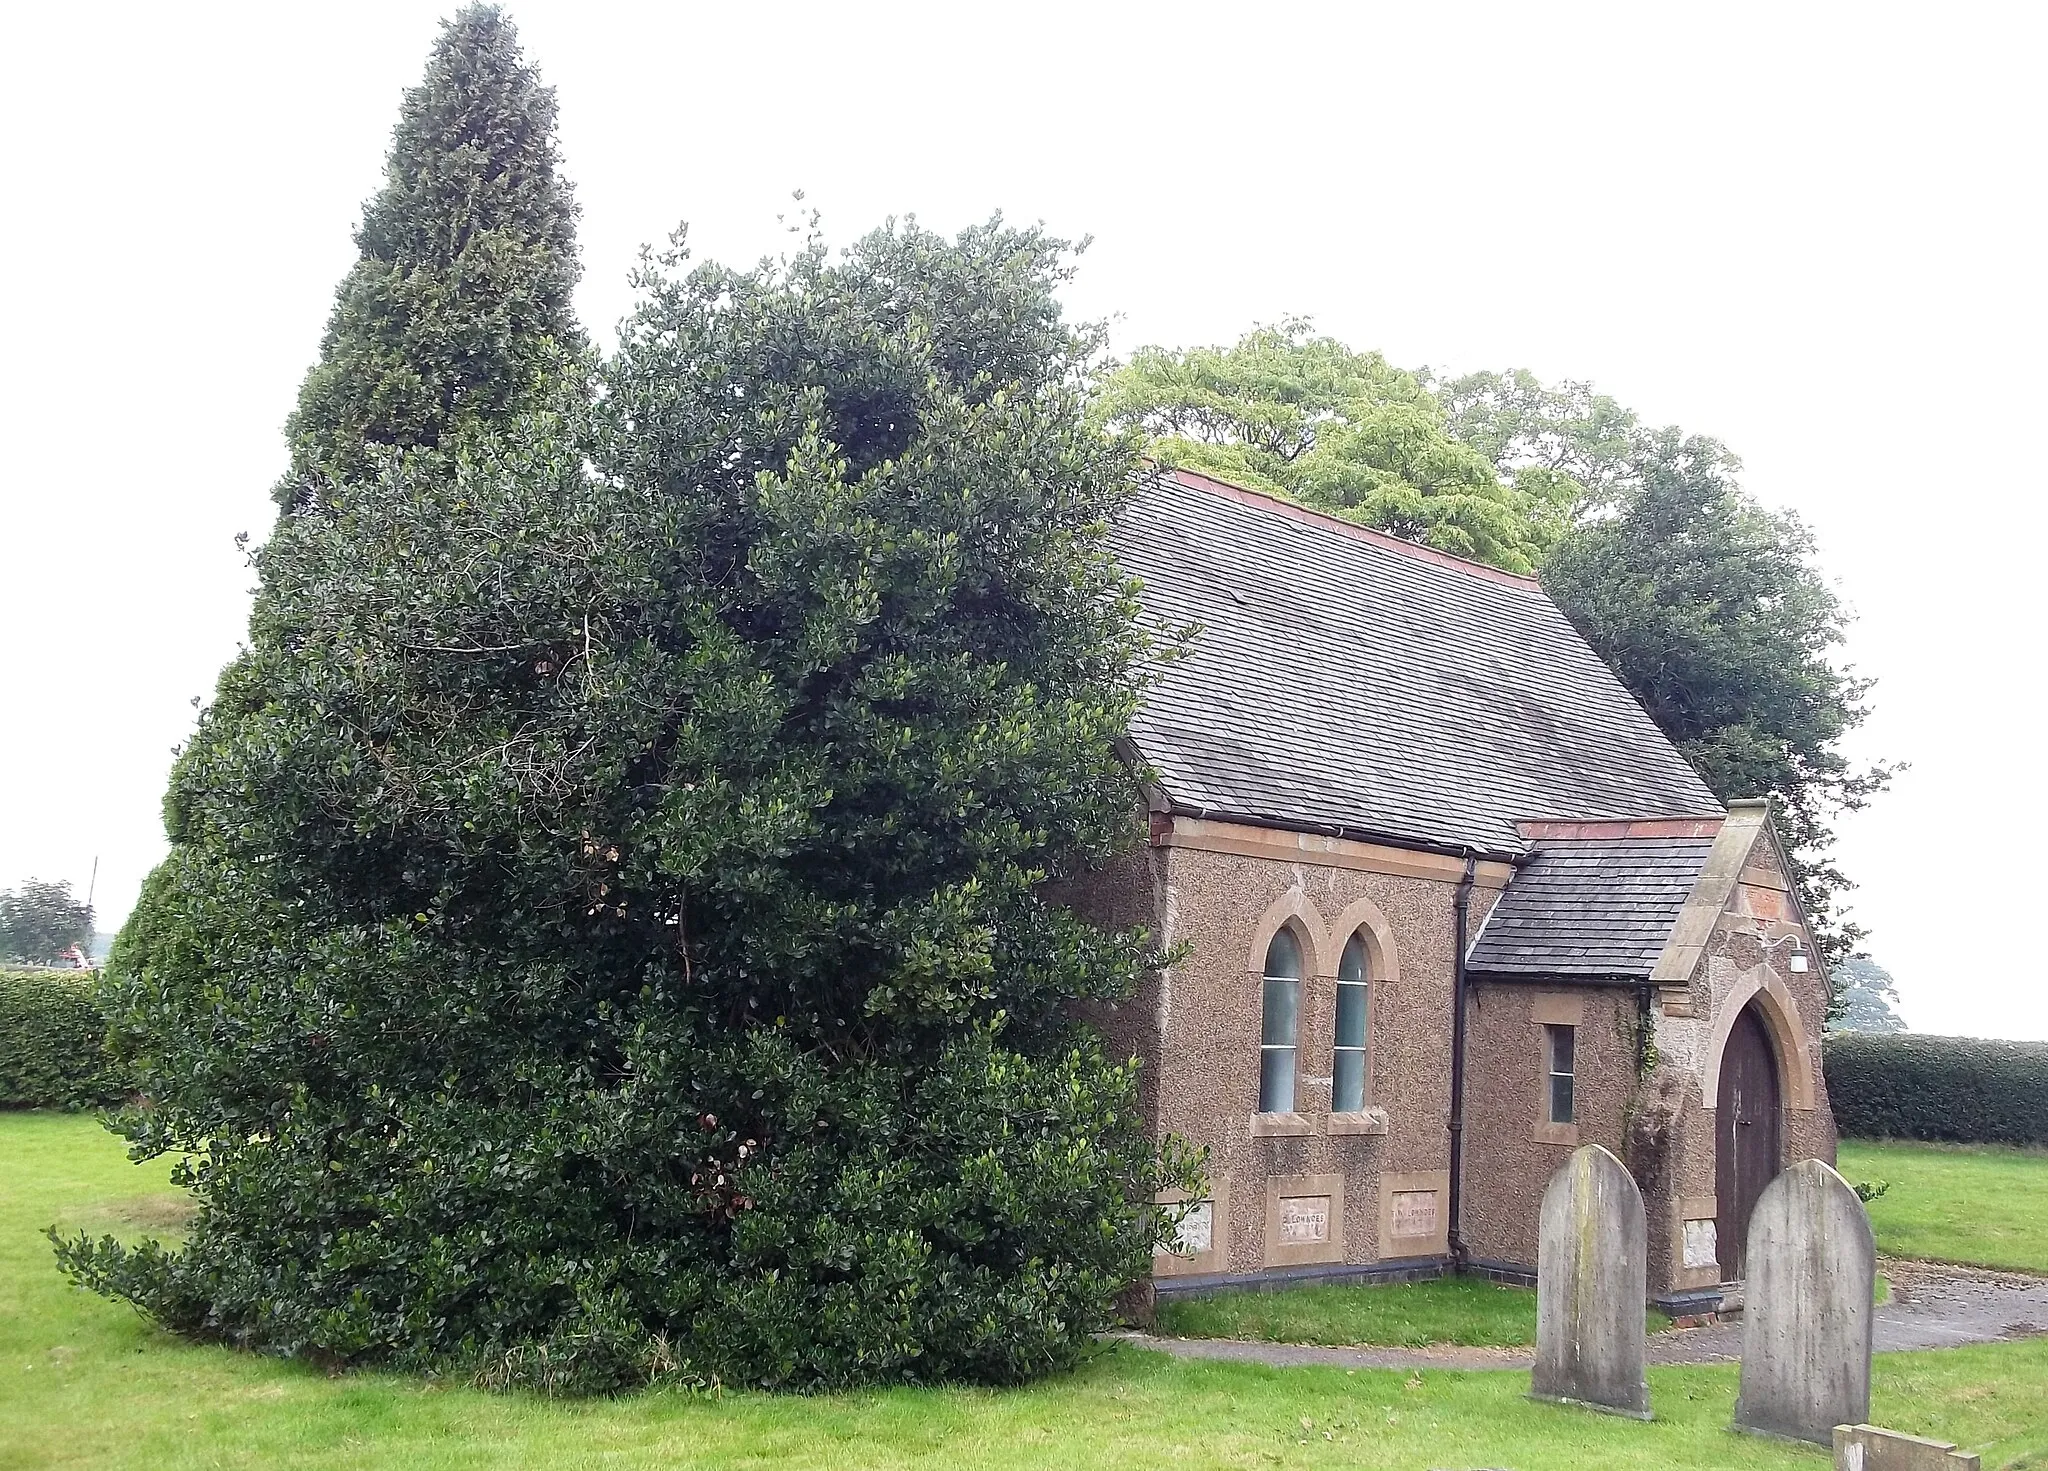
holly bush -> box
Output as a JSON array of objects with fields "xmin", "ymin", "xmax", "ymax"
[{"xmin": 58, "ymin": 206, "xmax": 1199, "ymax": 1391}]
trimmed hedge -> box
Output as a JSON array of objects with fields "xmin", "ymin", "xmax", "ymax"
[
  {"xmin": 1825, "ymin": 1033, "xmax": 2048, "ymax": 1146},
  {"xmin": 0, "ymin": 968, "xmax": 123, "ymax": 1109}
]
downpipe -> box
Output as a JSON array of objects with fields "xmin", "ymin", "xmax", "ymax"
[{"xmin": 1447, "ymin": 852, "xmax": 1477, "ymax": 1269}]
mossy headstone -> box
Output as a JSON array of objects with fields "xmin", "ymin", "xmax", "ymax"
[
  {"xmin": 1531, "ymin": 1143, "xmax": 1651, "ymax": 1419},
  {"xmin": 1734, "ymin": 1159, "xmax": 1876, "ymax": 1444}
]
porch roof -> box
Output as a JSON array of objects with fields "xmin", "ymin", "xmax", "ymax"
[{"xmin": 1464, "ymin": 835, "xmax": 1718, "ymax": 982}]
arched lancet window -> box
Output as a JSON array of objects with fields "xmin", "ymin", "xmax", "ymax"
[
  {"xmin": 1259, "ymin": 928, "xmax": 1302, "ymax": 1113},
  {"xmin": 1333, "ymin": 932, "xmax": 1369, "ymax": 1112}
]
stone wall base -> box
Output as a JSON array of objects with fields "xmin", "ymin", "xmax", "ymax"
[
  {"xmin": 1462, "ymin": 1255, "xmax": 1537, "ymax": 1289},
  {"xmin": 1150, "ymin": 1255, "xmax": 1734, "ymax": 1323},
  {"xmin": 1652, "ymin": 1284, "xmax": 1731, "ymax": 1316},
  {"xmin": 1152, "ymin": 1255, "xmax": 1448, "ymax": 1298}
]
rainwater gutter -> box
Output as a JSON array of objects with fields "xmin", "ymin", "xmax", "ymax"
[{"xmin": 1162, "ymin": 802, "xmax": 1521, "ymax": 867}]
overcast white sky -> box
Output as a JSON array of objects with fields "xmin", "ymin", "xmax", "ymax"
[{"xmin": 3, "ymin": 2, "xmax": 2041, "ymax": 1037}]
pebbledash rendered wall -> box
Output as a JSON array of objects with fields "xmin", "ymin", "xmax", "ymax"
[
  {"xmin": 1458, "ymin": 981, "xmax": 1644, "ymax": 1283},
  {"xmin": 1453, "ymin": 812, "xmax": 1837, "ymax": 1304},
  {"xmin": 1084, "ymin": 815, "xmax": 1510, "ymax": 1284}
]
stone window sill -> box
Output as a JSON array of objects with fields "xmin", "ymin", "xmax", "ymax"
[
  {"xmin": 1533, "ymin": 1120, "xmax": 1579, "ymax": 1146},
  {"xmin": 1327, "ymin": 1108, "xmax": 1389, "ymax": 1136},
  {"xmin": 1248, "ymin": 1111, "xmax": 1314, "ymax": 1138}
]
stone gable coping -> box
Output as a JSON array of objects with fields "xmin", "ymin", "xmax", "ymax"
[{"xmin": 1648, "ymin": 801, "xmax": 1770, "ymax": 986}]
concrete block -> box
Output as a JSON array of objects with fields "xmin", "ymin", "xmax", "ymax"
[
  {"xmin": 1833, "ymin": 1423, "xmax": 1982, "ymax": 1469},
  {"xmin": 1530, "ymin": 1143, "xmax": 1650, "ymax": 1419},
  {"xmin": 1734, "ymin": 1159, "xmax": 1876, "ymax": 1444}
]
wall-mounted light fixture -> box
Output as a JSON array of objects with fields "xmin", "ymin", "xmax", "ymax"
[{"xmin": 1755, "ymin": 931, "xmax": 1810, "ymax": 972}]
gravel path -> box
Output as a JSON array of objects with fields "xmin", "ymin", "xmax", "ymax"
[{"xmin": 1121, "ymin": 1259, "xmax": 2048, "ymax": 1372}]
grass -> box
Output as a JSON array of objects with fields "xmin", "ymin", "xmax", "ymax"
[
  {"xmin": 1839, "ymin": 1139, "xmax": 2048, "ymax": 1275},
  {"xmin": 3, "ymin": 1111, "xmax": 2045, "ymax": 1471},
  {"xmin": 1152, "ymin": 1275, "xmax": 1672, "ymax": 1348}
]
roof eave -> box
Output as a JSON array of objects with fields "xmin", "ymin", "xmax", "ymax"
[
  {"xmin": 1465, "ymin": 970, "xmax": 1655, "ymax": 987},
  {"xmin": 1158, "ymin": 798, "xmax": 1527, "ymax": 866}
]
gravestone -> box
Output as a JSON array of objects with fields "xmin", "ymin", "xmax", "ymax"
[
  {"xmin": 1530, "ymin": 1143, "xmax": 1651, "ymax": 1418},
  {"xmin": 1734, "ymin": 1158, "xmax": 1876, "ymax": 1444},
  {"xmin": 1833, "ymin": 1424, "xmax": 1982, "ymax": 1470}
]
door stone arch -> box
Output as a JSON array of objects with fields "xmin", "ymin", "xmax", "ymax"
[{"xmin": 1699, "ymin": 965, "xmax": 1818, "ymax": 1115}]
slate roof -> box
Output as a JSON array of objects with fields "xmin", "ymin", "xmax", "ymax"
[
  {"xmin": 1114, "ymin": 470, "xmax": 1722, "ymax": 857},
  {"xmin": 1464, "ymin": 836, "xmax": 1717, "ymax": 982}
]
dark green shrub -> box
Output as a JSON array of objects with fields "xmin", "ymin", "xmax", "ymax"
[
  {"xmin": 0, "ymin": 969, "xmax": 122, "ymax": 1108},
  {"xmin": 54, "ymin": 9, "xmax": 1197, "ymax": 1394},
  {"xmin": 1825, "ymin": 1033, "xmax": 2048, "ymax": 1145}
]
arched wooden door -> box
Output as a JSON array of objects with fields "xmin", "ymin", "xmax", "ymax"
[{"xmin": 1716, "ymin": 1001, "xmax": 1783, "ymax": 1280}]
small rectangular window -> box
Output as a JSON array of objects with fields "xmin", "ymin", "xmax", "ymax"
[{"xmin": 1546, "ymin": 1024, "xmax": 1576, "ymax": 1125}]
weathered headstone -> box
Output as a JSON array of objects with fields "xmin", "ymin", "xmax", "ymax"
[
  {"xmin": 1530, "ymin": 1143, "xmax": 1650, "ymax": 1419},
  {"xmin": 1734, "ymin": 1158, "xmax": 1876, "ymax": 1444},
  {"xmin": 1833, "ymin": 1424, "xmax": 1982, "ymax": 1470}
]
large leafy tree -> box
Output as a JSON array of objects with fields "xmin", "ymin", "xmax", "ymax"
[
  {"xmin": 1435, "ymin": 369, "xmax": 1892, "ymax": 965},
  {"xmin": 1430, "ymin": 367, "xmax": 1644, "ymax": 506},
  {"xmin": 1535, "ymin": 432, "xmax": 1891, "ymax": 965},
  {"xmin": 1093, "ymin": 321, "xmax": 1573, "ymax": 573},
  {"xmin": 64, "ymin": 9, "xmax": 1191, "ymax": 1390},
  {"xmin": 1829, "ymin": 956, "xmax": 1907, "ymax": 1034},
  {"xmin": 0, "ymin": 879, "xmax": 94, "ymax": 963}
]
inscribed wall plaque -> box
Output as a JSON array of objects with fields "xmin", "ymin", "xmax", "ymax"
[
  {"xmin": 1171, "ymin": 1200, "xmax": 1213, "ymax": 1256},
  {"xmin": 1263, "ymin": 1174, "xmax": 1344, "ymax": 1266},
  {"xmin": 1392, "ymin": 1190, "xmax": 1438, "ymax": 1239},
  {"xmin": 1278, "ymin": 1195, "xmax": 1331, "ymax": 1244},
  {"xmin": 1376, "ymin": 1170, "xmax": 1450, "ymax": 1258},
  {"xmin": 1682, "ymin": 1218, "xmax": 1718, "ymax": 1270},
  {"xmin": 1153, "ymin": 1181, "xmax": 1229, "ymax": 1277}
]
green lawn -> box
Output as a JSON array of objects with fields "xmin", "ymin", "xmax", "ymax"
[
  {"xmin": 1839, "ymin": 1139, "xmax": 2048, "ymax": 1275},
  {"xmin": 1153, "ymin": 1275, "xmax": 1672, "ymax": 1348},
  {"xmin": 5, "ymin": 1112, "xmax": 2045, "ymax": 1471}
]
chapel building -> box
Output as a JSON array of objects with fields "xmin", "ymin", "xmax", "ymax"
[{"xmin": 1090, "ymin": 467, "xmax": 1837, "ymax": 1311}]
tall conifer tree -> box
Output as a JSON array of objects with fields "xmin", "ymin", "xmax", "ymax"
[{"xmin": 282, "ymin": 4, "xmax": 581, "ymax": 503}]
